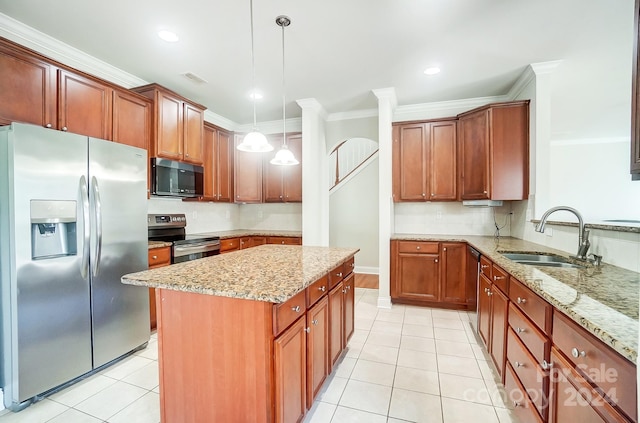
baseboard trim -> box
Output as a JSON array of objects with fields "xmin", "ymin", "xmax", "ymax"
[
  {"xmin": 377, "ymin": 296, "xmax": 392, "ymax": 309},
  {"xmin": 354, "ymin": 266, "xmax": 379, "ymax": 275}
]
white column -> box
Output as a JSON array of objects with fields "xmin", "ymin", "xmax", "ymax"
[
  {"xmin": 296, "ymin": 98, "xmax": 329, "ymax": 246},
  {"xmin": 372, "ymin": 88, "xmax": 397, "ymax": 309}
]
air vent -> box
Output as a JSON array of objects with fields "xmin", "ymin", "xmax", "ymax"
[{"xmin": 181, "ymin": 72, "xmax": 208, "ymax": 84}]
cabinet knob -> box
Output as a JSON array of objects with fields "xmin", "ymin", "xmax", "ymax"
[
  {"xmin": 312, "ymin": 319, "xmax": 318, "ymax": 325},
  {"xmin": 152, "ymin": 255, "xmax": 158, "ymax": 260},
  {"xmin": 318, "ymin": 286, "xmax": 326, "ymax": 292},
  {"xmin": 422, "ymin": 193, "xmax": 426, "ymax": 197},
  {"xmin": 45, "ymin": 123, "xmax": 52, "ymax": 128},
  {"xmin": 291, "ymin": 305, "xmax": 301, "ymax": 313},
  {"xmin": 431, "ymin": 193, "xmax": 434, "ymax": 197},
  {"xmin": 342, "ymin": 289, "xmax": 347, "ymax": 293},
  {"xmin": 571, "ymin": 347, "xmax": 586, "ymax": 358},
  {"xmin": 280, "ymin": 195, "xmax": 283, "ymax": 199},
  {"xmin": 514, "ymin": 361, "xmax": 524, "ymax": 368},
  {"xmin": 186, "ymin": 153, "xmax": 189, "ymax": 157},
  {"xmin": 337, "ymin": 272, "xmax": 342, "ymax": 277},
  {"xmin": 493, "ymin": 275, "xmax": 505, "ymax": 281},
  {"xmin": 517, "ymin": 297, "xmax": 526, "ymax": 304},
  {"xmin": 281, "ymin": 241, "xmax": 285, "ymax": 244},
  {"xmin": 434, "ymin": 259, "xmax": 438, "ymax": 263},
  {"xmin": 62, "ymin": 126, "xmax": 68, "ymax": 131},
  {"xmin": 487, "ymin": 290, "xmax": 492, "ymax": 296},
  {"xmin": 515, "ymin": 327, "xmax": 525, "ymax": 334},
  {"xmin": 304, "ymin": 327, "xmax": 311, "ymax": 333},
  {"xmin": 443, "ymin": 247, "xmax": 447, "ymax": 251},
  {"xmin": 416, "ymin": 246, "xmax": 421, "ymax": 250},
  {"xmin": 513, "ymin": 401, "xmax": 521, "ymax": 408},
  {"xmin": 483, "ymin": 190, "xmax": 487, "ymax": 194},
  {"xmin": 481, "ymin": 264, "xmax": 489, "ymax": 269},
  {"xmin": 346, "ymin": 285, "xmax": 351, "ymax": 290},
  {"xmin": 541, "ymin": 360, "xmax": 552, "ymax": 370}
]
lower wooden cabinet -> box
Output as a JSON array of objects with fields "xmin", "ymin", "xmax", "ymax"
[
  {"xmin": 268, "ymin": 236, "xmax": 303, "ymax": 245},
  {"xmin": 147, "ymin": 246, "xmax": 171, "ymax": 330},
  {"xmin": 274, "ymin": 317, "xmax": 307, "ymax": 423},
  {"xmin": 219, "ymin": 237, "xmax": 240, "ymax": 253},
  {"xmin": 306, "ymin": 297, "xmax": 329, "ymax": 406},
  {"xmin": 391, "ymin": 240, "xmax": 473, "ymax": 309},
  {"xmin": 328, "ymin": 281, "xmax": 344, "ymax": 369},
  {"xmin": 343, "ymin": 273, "xmax": 355, "ymax": 346}
]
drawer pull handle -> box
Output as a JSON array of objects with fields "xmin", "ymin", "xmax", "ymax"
[
  {"xmin": 513, "ymin": 401, "xmax": 520, "ymax": 408},
  {"xmin": 304, "ymin": 327, "xmax": 311, "ymax": 333},
  {"xmin": 514, "ymin": 361, "xmax": 524, "ymax": 368},
  {"xmin": 571, "ymin": 348, "xmax": 586, "ymax": 358},
  {"xmin": 291, "ymin": 306, "xmax": 301, "ymax": 313},
  {"xmin": 541, "ymin": 360, "xmax": 552, "ymax": 370},
  {"xmin": 152, "ymin": 255, "xmax": 157, "ymax": 260},
  {"xmin": 481, "ymin": 264, "xmax": 489, "ymax": 269},
  {"xmin": 312, "ymin": 319, "xmax": 318, "ymax": 325},
  {"xmin": 517, "ymin": 297, "xmax": 527, "ymax": 304},
  {"xmin": 342, "ymin": 289, "xmax": 347, "ymax": 294},
  {"xmin": 515, "ymin": 327, "xmax": 525, "ymax": 334},
  {"xmin": 487, "ymin": 291, "xmax": 492, "ymax": 296},
  {"xmin": 435, "ymin": 259, "xmax": 438, "ymax": 263},
  {"xmin": 318, "ymin": 286, "xmax": 326, "ymax": 292},
  {"xmin": 493, "ymin": 275, "xmax": 505, "ymax": 281},
  {"xmin": 416, "ymin": 246, "xmax": 421, "ymax": 250},
  {"xmin": 350, "ymin": 262, "xmax": 354, "ymax": 267},
  {"xmin": 337, "ymin": 272, "xmax": 343, "ymax": 277}
]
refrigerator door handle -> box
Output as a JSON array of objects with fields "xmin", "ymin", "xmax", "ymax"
[
  {"xmin": 91, "ymin": 176, "xmax": 103, "ymax": 277},
  {"xmin": 80, "ymin": 176, "xmax": 90, "ymax": 279}
]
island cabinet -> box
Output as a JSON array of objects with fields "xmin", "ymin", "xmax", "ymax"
[
  {"xmin": 201, "ymin": 123, "xmax": 234, "ymax": 202},
  {"xmin": 0, "ymin": 38, "xmax": 151, "ymax": 148},
  {"xmin": 392, "ymin": 119, "xmax": 458, "ymax": 202},
  {"xmin": 391, "ymin": 240, "xmax": 473, "ymax": 310},
  {"xmin": 476, "ymin": 256, "xmax": 509, "ymax": 379},
  {"xmin": 264, "ymin": 134, "xmax": 303, "ymax": 203},
  {"xmin": 152, "ymin": 254, "xmax": 356, "ymax": 423},
  {"xmin": 132, "ymin": 83, "xmax": 205, "ymax": 165},
  {"xmin": 328, "ymin": 257, "xmax": 355, "ymax": 368},
  {"xmin": 147, "ymin": 246, "xmax": 171, "ymax": 330},
  {"xmin": 457, "ymin": 100, "xmax": 529, "ymax": 200}
]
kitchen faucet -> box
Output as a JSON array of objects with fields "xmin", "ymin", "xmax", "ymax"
[{"xmin": 535, "ymin": 206, "xmax": 591, "ymax": 259}]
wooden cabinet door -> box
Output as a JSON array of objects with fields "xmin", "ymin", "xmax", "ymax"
[
  {"xmin": 328, "ymin": 282, "xmax": 344, "ymax": 369},
  {"xmin": 183, "ymin": 102, "xmax": 204, "ymax": 165},
  {"xmin": 58, "ymin": 69, "xmax": 112, "ymax": 139},
  {"xmin": 459, "ymin": 109, "xmax": 490, "ymax": 200},
  {"xmin": 112, "ymin": 89, "xmax": 151, "ymax": 150},
  {"xmin": 147, "ymin": 246, "xmax": 171, "ymax": 331},
  {"xmin": 395, "ymin": 253, "xmax": 439, "ymax": 302},
  {"xmin": 307, "ymin": 297, "xmax": 329, "ymax": 406},
  {"xmin": 0, "ymin": 43, "xmax": 57, "ymax": 128},
  {"xmin": 203, "ymin": 123, "xmax": 215, "ymax": 198},
  {"xmin": 284, "ymin": 134, "xmax": 303, "ymax": 202},
  {"xmin": 342, "ymin": 273, "xmax": 355, "ymax": 345},
  {"xmin": 234, "ymin": 134, "xmax": 263, "ymax": 203},
  {"xmin": 478, "ymin": 273, "xmax": 492, "ymax": 348},
  {"xmin": 264, "ymin": 134, "xmax": 285, "ymax": 202},
  {"xmin": 214, "ymin": 128, "xmax": 234, "ymax": 202},
  {"xmin": 440, "ymin": 243, "xmax": 467, "ymax": 304},
  {"xmin": 156, "ymin": 90, "xmax": 183, "ymax": 160},
  {"xmin": 490, "ymin": 286, "xmax": 508, "ymax": 379},
  {"xmin": 274, "ymin": 317, "xmax": 307, "ymax": 423},
  {"xmin": 430, "ymin": 121, "xmax": 457, "ymax": 200},
  {"xmin": 393, "ymin": 123, "xmax": 428, "ymax": 201}
]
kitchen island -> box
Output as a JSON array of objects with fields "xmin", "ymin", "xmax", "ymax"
[{"xmin": 122, "ymin": 245, "xmax": 358, "ymax": 423}]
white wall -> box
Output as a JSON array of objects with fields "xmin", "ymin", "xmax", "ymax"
[
  {"xmin": 238, "ymin": 203, "xmax": 302, "ymax": 231},
  {"xmin": 330, "ymin": 157, "xmax": 379, "ymax": 273}
]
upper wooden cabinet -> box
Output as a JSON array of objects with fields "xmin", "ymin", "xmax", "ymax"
[
  {"xmin": 234, "ymin": 133, "xmax": 263, "ymax": 203},
  {"xmin": 0, "ymin": 40, "xmax": 57, "ymax": 128},
  {"xmin": 264, "ymin": 133, "xmax": 303, "ymax": 203},
  {"xmin": 392, "ymin": 119, "xmax": 457, "ymax": 202},
  {"xmin": 133, "ymin": 83, "xmax": 205, "ymax": 165},
  {"xmin": 0, "ymin": 37, "xmax": 151, "ymax": 150},
  {"xmin": 632, "ymin": 0, "xmax": 640, "ymax": 179},
  {"xmin": 458, "ymin": 100, "xmax": 530, "ymax": 200},
  {"xmin": 202, "ymin": 123, "xmax": 234, "ymax": 202}
]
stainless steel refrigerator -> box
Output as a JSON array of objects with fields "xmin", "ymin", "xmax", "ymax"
[{"xmin": 0, "ymin": 123, "xmax": 150, "ymax": 410}]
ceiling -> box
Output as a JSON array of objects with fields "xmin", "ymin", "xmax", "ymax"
[{"xmin": 0, "ymin": 0, "xmax": 634, "ymax": 138}]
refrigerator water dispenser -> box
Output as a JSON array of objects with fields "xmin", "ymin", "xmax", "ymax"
[{"xmin": 30, "ymin": 200, "xmax": 77, "ymax": 260}]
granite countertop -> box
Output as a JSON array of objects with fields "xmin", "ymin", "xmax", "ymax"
[
  {"xmin": 123, "ymin": 245, "xmax": 358, "ymax": 303},
  {"xmin": 148, "ymin": 241, "xmax": 172, "ymax": 249},
  {"xmin": 195, "ymin": 229, "xmax": 302, "ymax": 239},
  {"xmin": 393, "ymin": 234, "xmax": 639, "ymax": 363}
]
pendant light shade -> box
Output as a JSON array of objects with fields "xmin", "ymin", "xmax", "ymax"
[
  {"xmin": 271, "ymin": 15, "xmax": 299, "ymax": 166},
  {"xmin": 237, "ymin": 0, "xmax": 273, "ymax": 153}
]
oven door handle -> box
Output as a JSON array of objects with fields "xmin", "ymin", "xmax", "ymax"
[{"xmin": 174, "ymin": 243, "xmax": 220, "ymax": 256}]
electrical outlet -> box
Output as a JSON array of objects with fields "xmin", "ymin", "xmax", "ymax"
[{"xmin": 545, "ymin": 227, "xmax": 553, "ymax": 237}]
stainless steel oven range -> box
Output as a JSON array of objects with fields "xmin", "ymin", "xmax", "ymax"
[{"xmin": 147, "ymin": 214, "xmax": 220, "ymax": 263}]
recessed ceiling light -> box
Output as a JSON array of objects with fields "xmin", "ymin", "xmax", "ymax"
[
  {"xmin": 158, "ymin": 30, "xmax": 179, "ymax": 43},
  {"xmin": 249, "ymin": 91, "xmax": 263, "ymax": 100},
  {"xmin": 424, "ymin": 67, "xmax": 441, "ymax": 75}
]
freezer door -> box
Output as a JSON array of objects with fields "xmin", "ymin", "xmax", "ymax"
[
  {"xmin": 1, "ymin": 123, "xmax": 92, "ymax": 404},
  {"xmin": 88, "ymin": 138, "xmax": 149, "ymax": 367}
]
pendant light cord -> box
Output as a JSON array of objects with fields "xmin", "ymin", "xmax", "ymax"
[
  {"xmin": 250, "ymin": 0, "xmax": 258, "ymax": 130},
  {"xmin": 281, "ymin": 18, "xmax": 287, "ymax": 147}
]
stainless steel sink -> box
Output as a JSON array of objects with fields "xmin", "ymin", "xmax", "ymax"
[{"xmin": 500, "ymin": 253, "xmax": 585, "ymax": 269}]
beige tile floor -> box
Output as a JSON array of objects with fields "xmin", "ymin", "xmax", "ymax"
[{"xmin": 0, "ymin": 288, "xmax": 517, "ymax": 423}]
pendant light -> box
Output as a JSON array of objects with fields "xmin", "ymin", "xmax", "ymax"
[
  {"xmin": 237, "ymin": 0, "xmax": 273, "ymax": 152},
  {"xmin": 270, "ymin": 15, "xmax": 299, "ymax": 166}
]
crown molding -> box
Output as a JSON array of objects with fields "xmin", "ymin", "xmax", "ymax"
[
  {"xmin": 235, "ymin": 117, "xmax": 302, "ymax": 135},
  {"xmin": 203, "ymin": 110, "xmax": 239, "ymax": 132},
  {"xmin": 530, "ymin": 60, "xmax": 563, "ymax": 75},
  {"xmin": 394, "ymin": 95, "xmax": 506, "ymax": 122},
  {"xmin": 0, "ymin": 12, "xmax": 147, "ymax": 88},
  {"xmin": 296, "ymin": 98, "xmax": 329, "ymax": 121}
]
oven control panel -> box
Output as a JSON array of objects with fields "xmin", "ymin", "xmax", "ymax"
[{"xmin": 148, "ymin": 214, "xmax": 187, "ymax": 228}]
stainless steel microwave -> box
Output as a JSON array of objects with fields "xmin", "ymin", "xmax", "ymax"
[{"xmin": 150, "ymin": 158, "xmax": 204, "ymax": 198}]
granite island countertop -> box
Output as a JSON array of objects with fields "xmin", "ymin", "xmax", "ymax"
[
  {"xmin": 123, "ymin": 245, "xmax": 358, "ymax": 303},
  {"xmin": 392, "ymin": 234, "xmax": 639, "ymax": 363}
]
